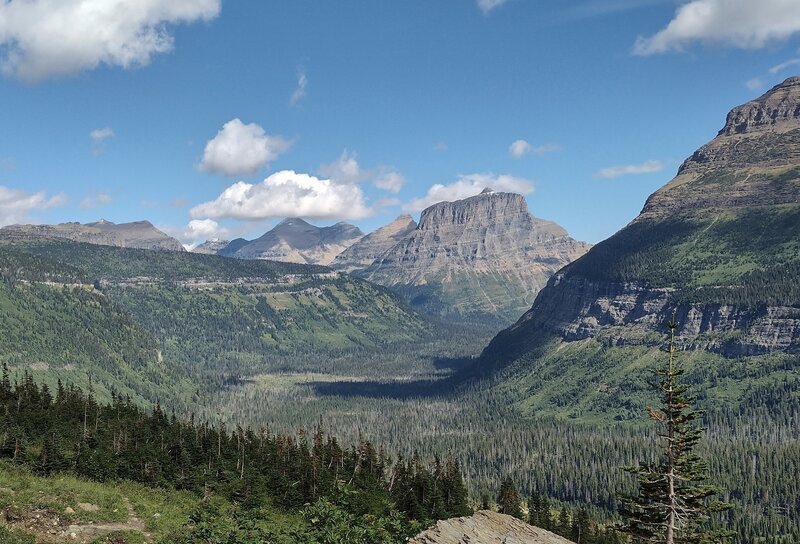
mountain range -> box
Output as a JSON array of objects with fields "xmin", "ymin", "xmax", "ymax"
[
  {"xmin": 0, "ymin": 219, "xmax": 184, "ymax": 252},
  {"xmin": 479, "ymin": 76, "xmax": 800, "ymax": 420}
]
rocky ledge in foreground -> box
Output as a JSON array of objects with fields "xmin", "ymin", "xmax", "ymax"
[{"xmin": 410, "ymin": 510, "xmax": 575, "ymax": 544}]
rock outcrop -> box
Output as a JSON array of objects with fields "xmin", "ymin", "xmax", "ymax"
[
  {"xmin": 481, "ymin": 77, "xmax": 800, "ymax": 409},
  {"xmin": 191, "ymin": 239, "xmax": 231, "ymax": 254},
  {"xmin": 356, "ymin": 190, "xmax": 590, "ymax": 326},
  {"xmin": 225, "ymin": 218, "xmax": 364, "ymax": 265},
  {"xmin": 410, "ymin": 511, "xmax": 575, "ymax": 544},
  {"xmin": 331, "ymin": 214, "xmax": 417, "ymax": 273},
  {"xmin": 0, "ymin": 220, "xmax": 184, "ymax": 252}
]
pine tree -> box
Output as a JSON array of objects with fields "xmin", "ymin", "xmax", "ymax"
[
  {"xmin": 618, "ymin": 317, "xmax": 732, "ymax": 543},
  {"xmin": 497, "ymin": 476, "xmax": 523, "ymax": 519}
]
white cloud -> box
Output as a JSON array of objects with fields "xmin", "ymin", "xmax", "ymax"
[
  {"xmin": 745, "ymin": 77, "xmax": 766, "ymax": 91},
  {"xmin": 318, "ymin": 150, "xmax": 366, "ymax": 185},
  {"xmin": 374, "ymin": 171, "xmax": 405, "ymax": 193},
  {"xmin": 0, "ymin": 0, "xmax": 221, "ymax": 83},
  {"xmin": 508, "ymin": 139, "xmax": 560, "ymax": 158},
  {"xmin": 0, "ymin": 186, "xmax": 66, "ymax": 225},
  {"xmin": 185, "ymin": 218, "xmax": 223, "ymax": 240},
  {"xmin": 769, "ymin": 58, "xmax": 800, "ymax": 74},
  {"xmin": 433, "ymin": 142, "xmax": 448, "ymax": 152},
  {"xmin": 90, "ymin": 127, "xmax": 114, "ymax": 142},
  {"xmin": 199, "ymin": 119, "xmax": 292, "ymax": 177},
  {"xmin": 90, "ymin": 127, "xmax": 114, "ymax": 155},
  {"xmin": 79, "ymin": 193, "xmax": 112, "ymax": 209},
  {"xmin": 290, "ymin": 67, "xmax": 307, "ymax": 107},
  {"xmin": 190, "ymin": 170, "xmax": 373, "ymax": 221},
  {"xmin": 478, "ymin": 0, "xmax": 509, "ymax": 14},
  {"xmin": 404, "ymin": 173, "xmax": 534, "ymax": 212},
  {"xmin": 318, "ymin": 150, "xmax": 404, "ymax": 193},
  {"xmin": 595, "ymin": 160, "xmax": 663, "ymax": 179},
  {"xmin": 634, "ymin": 0, "xmax": 800, "ymax": 55}
]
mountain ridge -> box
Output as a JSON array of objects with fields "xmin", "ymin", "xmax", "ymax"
[
  {"xmin": 1, "ymin": 219, "xmax": 185, "ymax": 252},
  {"xmin": 477, "ymin": 76, "xmax": 800, "ymax": 420}
]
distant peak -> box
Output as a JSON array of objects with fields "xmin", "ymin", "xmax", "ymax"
[
  {"xmin": 480, "ymin": 187, "xmax": 494, "ymax": 194},
  {"xmin": 88, "ymin": 218, "xmax": 115, "ymax": 226},
  {"xmin": 277, "ymin": 217, "xmax": 310, "ymax": 227}
]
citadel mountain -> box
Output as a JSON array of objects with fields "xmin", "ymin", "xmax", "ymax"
[{"xmin": 349, "ymin": 189, "xmax": 591, "ymax": 326}]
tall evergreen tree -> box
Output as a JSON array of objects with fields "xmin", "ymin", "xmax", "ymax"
[
  {"xmin": 618, "ymin": 317, "xmax": 731, "ymax": 543},
  {"xmin": 497, "ymin": 476, "xmax": 523, "ymax": 519}
]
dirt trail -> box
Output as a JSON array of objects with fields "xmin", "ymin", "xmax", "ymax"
[
  {"xmin": 61, "ymin": 497, "xmax": 150, "ymax": 543},
  {"xmin": 4, "ymin": 497, "xmax": 151, "ymax": 544}
]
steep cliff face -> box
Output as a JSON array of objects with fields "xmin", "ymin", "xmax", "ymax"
[
  {"xmin": 357, "ymin": 190, "xmax": 590, "ymax": 326},
  {"xmin": 331, "ymin": 214, "xmax": 417, "ymax": 272},
  {"xmin": 0, "ymin": 220, "xmax": 185, "ymax": 252},
  {"xmin": 225, "ymin": 218, "xmax": 364, "ymax": 265},
  {"xmin": 480, "ymin": 78, "xmax": 800, "ymax": 419}
]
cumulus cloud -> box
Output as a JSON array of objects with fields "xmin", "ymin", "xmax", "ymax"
[
  {"xmin": 0, "ymin": 186, "xmax": 66, "ymax": 225},
  {"xmin": 318, "ymin": 150, "xmax": 404, "ymax": 192},
  {"xmin": 0, "ymin": 0, "xmax": 221, "ymax": 83},
  {"xmin": 508, "ymin": 139, "xmax": 560, "ymax": 158},
  {"xmin": 595, "ymin": 160, "xmax": 663, "ymax": 179},
  {"xmin": 634, "ymin": 0, "xmax": 800, "ymax": 55},
  {"xmin": 318, "ymin": 150, "xmax": 366, "ymax": 185},
  {"xmin": 374, "ymin": 171, "xmax": 405, "ymax": 193},
  {"xmin": 190, "ymin": 170, "xmax": 372, "ymax": 221},
  {"xmin": 290, "ymin": 67, "xmax": 307, "ymax": 107},
  {"xmin": 185, "ymin": 218, "xmax": 224, "ymax": 240},
  {"xmin": 404, "ymin": 173, "xmax": 534, "ymax": 212},
  {"xmin": 477, "ymin": 0, "xmax": 509, "ymax": 14},
  {"xmin": 199, "ymin": 119, "xmax": 292, "ymax": 177},
  {"xmin": 79, "ymin": 193, "xmax": 112, "ymax": 209}
]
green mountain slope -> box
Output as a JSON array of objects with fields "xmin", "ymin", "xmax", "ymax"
[
  {"xmin": 0, "ymin": 236, "xmax": 438, "ymax": 399},
  {"xmin": 0, "ymin": 249, "xmax": 191, "ymax": 406},
  {"xmin": 478, "ymin": 77, "xmax": 800, "ymax": 421}
]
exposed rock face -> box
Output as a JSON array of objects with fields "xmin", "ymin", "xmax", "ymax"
[
  {"xmin": 331, "ymin": 214, "xmax": 417, "ymax": 272},
  {"xmin": 357, "ymin": 191, "xmax": 590, "ymax": 326},
  {"xmin": 228, "ymin": 218, "xmax": 364, "ymax": 265},
  {"xmin": 410, "ymin": 511, "xmax": 574, "ymax": 544},
  {"xmin": 191, "ymin": 239, "xmax": 231, "ymax": 254},
  {"xmin": 0, "ymin": 220, "xmax": 184, "ymax": 252},
  {"xmin": 483, "ymin": 77, "xmax": 800, "ymax": 378}
]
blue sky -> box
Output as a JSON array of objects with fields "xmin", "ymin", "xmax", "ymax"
[{"xmin": 1, "ymin": 0, "xmax": 799, "ymax": 246}]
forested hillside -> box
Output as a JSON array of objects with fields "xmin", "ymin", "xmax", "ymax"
[{"xmin": 0, "ymin": 236, "xmax": 450, "ymax": 400}]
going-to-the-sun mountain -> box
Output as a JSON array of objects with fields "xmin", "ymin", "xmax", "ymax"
[{"xmin": 1, "ymin": 72, "xmax": 799, "ymax": 543}]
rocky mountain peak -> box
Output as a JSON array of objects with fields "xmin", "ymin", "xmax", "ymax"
[
  {"xmin": 642, "ymin": 76, "xmax": 800, "ymax": 219},
  {"xmin": 417, "ymin": 191, "xmax": 530, "ymax": 231},
  {"xmin": 718, "ymin": 76, "xmax": 800, "ymax": 137},
  {"xmin": 330, "ymin": 215, "xmax": 417, "ymax": 273},
  {"xmin": 357, "ymin": 191, "xmax": 590, "ymax": 325},
  {"xmin": 480, "ymin": 186, "xmax": 494, "ymax": 194}
]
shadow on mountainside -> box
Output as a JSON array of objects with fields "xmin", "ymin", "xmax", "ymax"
[{"xmin": 309, "ymin": 356, "xmax": 477, "ymax": 399}]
